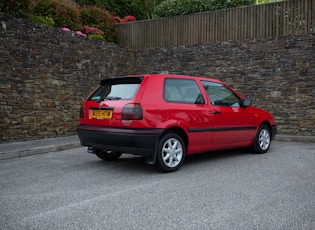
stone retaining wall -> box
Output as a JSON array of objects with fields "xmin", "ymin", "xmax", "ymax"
[
  {"xmin": 0, "ymin": 13, "xmax": 314, "ymax": 143},
  {"xmin": 0, "ymin": 13, "xmax": 132, "ymax": 143},
  {"xmin": 132, "ymin": 37, "xmax": 315, "ymax": 138}
]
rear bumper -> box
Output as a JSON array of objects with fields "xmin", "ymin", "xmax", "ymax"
[{"xmin": 77, "ymin": 125, "xmax": 163, "ymax": 158}]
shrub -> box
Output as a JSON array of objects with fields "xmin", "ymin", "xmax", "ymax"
[
  {"xmin": 79, "ymin": 5, "xmax": 116, "ymax": 42},
  {"xmin": 121, "ymin": 15, "xmax": 136, "ymax": 22},
  {"xmin": 31, "ymin": 15, "xmax": 55, "ymax": 26},
  {"xmin": 32, "ymin": 0, "xmax": 80, "ymax": 30},
  {"xmin": 88, "ymin": 34, "xmax": 104, "ymax": 40},
  {"xmin": 81, "ymin": 26, "xmax": 104, "ymax": 35},
  {"xmin": 0, "ymin": 0, "xmax": 32, "ymax": 18}
]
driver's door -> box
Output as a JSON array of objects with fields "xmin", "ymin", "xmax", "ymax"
[{"xmin": 201, "ymin": 81, "xmax": 256, "ymax": 145}]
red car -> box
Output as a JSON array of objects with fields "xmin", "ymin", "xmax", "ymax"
[{"xmin": 77, "ymin": 74, "xmax": 276, "ymax": 172}]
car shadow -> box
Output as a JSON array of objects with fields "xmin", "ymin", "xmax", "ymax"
[
  {"xmin": 184, "ymin": 148, "xmax": 250, "ymax": 165},
  {"xmin": 85, "ymin": 154, "xmax": 155, "ymax": 173},
  {"xmin": 82, "ymin": 148, "xmax": 251, "ymax": 173}
]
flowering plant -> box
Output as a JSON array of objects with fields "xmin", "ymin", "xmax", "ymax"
[
  {"xmin": 79, "ymin": 5, "xmax": 116, "ymax": 42},
  {"xmin": 28, "ymin": 0, "xmax": 137, "ymax": 42},
  {"xmin": 121, "ymin": 16, "xmax": 136, "ymax": 23},
  {"xmin": 75, "ymin": 31, "xmax": 87, "ymax": 37},
  {"xmin": 61, "ymin": 27, "xmax": 87, "ymax": 37},
  {"xmin": 81, "ymin": 26, "xmax": 104, "ymax": 35}
]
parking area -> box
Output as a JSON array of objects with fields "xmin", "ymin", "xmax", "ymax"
[{"xmin": 0, "ymin": 141, "xmax": 314, "ymax": 229}]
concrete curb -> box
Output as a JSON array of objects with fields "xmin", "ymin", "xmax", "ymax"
[
  {"xmin": 0, "ymin": 136, "xmax": 81, "ymax": 160},
  {"xmin": 0, "ymin": 134, "xmax": 314, "ymax": 161},
  {"xmin": 275, "ymin": 135, "xmax": 315, "ymax": 143}
]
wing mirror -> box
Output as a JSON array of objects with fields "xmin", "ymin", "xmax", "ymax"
[{"xmin": 242, "ymin": 99, "xmax": 251, "ymax": 107}]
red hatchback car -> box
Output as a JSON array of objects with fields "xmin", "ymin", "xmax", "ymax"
[{"xmin": 77, "ymin": 74, "xmax": 276, "ymax": 172}]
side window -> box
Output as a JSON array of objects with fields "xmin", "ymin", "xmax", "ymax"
[
  {"xmin": 164, "ymin": 78, "xmax": 205, "ymax": 104},
  {"xmin": 201, "ymin": 81, "xmax": 241, "ymax": 107}
]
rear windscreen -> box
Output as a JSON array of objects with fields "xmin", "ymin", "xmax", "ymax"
[{"xmin": 88, "ymin": 77, "xmax": 142, "ymax": 101}]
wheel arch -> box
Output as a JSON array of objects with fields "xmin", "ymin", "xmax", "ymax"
[
  {"xmin": 155, "ymin": 126, "xmax": 188, "ymax": 172},
  {"xmin": 260, "ymin": 121, "xmax": 273, "ymax": 136},
  {"xmin": 148, "ymin": 126, "xmax": 188, "ymax": 166},
  {"xmin": 160, "ymin": 126, "xmax": 188, "ymax": 149}
]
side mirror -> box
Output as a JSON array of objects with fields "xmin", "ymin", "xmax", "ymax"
[{"xmin": 242, "ymin": 99, "xmax": 251, "ymax": 107}]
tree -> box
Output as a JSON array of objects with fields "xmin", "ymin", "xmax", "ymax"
[
  {"xmin": 131, "ymin": 0, "xmax": 164, "ymax": 19},
  {"xmin": 75, "ymin": 0, "xmax": 147, "ymax": 20},
  {"xmin": 256, "ymin": 0, "xmax": 284, "ymax": 4},
  {"xmin": 154, "ymin": 0, "xmax": 255, "ymax": 18}
]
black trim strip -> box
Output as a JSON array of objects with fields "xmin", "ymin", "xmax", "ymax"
[
  {"xmin": 78, "ymin": 125, "xmax": 257, "ymax": 134},
  {"xmin": 77, "ymin": 125, "xmax": 164, "ymax": 135},
  {"xmin": 188, "ymin": 126, "xmax": 257, "ymax": 133}
]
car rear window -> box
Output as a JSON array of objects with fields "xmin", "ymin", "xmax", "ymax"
[{"xmin": 88, "ymin": 77, "xmax": 143, "ymax": 101}]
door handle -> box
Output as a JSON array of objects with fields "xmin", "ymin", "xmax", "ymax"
[{"xmin": 213, "ymin": 111, "xmax": 221, "ymax": 115}]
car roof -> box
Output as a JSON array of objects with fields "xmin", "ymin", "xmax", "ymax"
[
  {"xmin": 143, "ymin": 74, "xmax": 223, "ymax": 83},
  {"xmin": 100, "ymin": 74, "xmax": 224, "ymax": 85}
]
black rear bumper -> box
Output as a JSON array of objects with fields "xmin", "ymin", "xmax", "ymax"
[{"xmin": 77, "ymin": 125, "xmax": 163, "ymax": 160}]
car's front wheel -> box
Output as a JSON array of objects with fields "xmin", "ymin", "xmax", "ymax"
[
  {"xmin": 156, "ymin": 133, "xmax": 186, "ymax": 173},
  {"xmin": 252, "ymin": 125, "xmax": 271, "ymax": 154},
  {"xmin": 95, "ymin": 150, "xmax": 122, "ymax": 161}
]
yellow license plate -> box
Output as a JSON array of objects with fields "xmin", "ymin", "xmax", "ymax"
[{"xmin": 91, "ymin": 109, "xmax": 113, "ymax": 119}]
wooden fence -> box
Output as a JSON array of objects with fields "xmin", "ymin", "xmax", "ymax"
[{"xmin": 116, "ymin": 0, "xmax": 315, "ymax": 49}]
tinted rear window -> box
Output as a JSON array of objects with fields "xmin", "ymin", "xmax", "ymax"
[{"xmin": 88, "ymin": 77, "xmax": 142, "ymax": 101}]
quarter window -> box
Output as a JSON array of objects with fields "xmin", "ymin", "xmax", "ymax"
[
  {"xmin": 201, "ymin": 81, "xmax": 241, "ymax": 107},
  {"xmin": 164, "ymin": 78, "xmax": 205, "ymax": 104}
]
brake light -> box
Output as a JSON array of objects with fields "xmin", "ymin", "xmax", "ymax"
[{"xmin": 122, "ymin": 103, "xmax": 143, "ymax": 120}]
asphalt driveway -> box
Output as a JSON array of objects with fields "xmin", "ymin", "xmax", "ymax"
[{"xmin": 0, "ymin": 141, "xmax": 314, "ymax": 229}]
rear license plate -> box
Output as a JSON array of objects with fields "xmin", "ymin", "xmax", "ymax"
[{"xmin": 91, "ymin": 109, "xmax": 113, "ymax": 119}]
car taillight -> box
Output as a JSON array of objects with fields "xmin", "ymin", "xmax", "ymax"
[
  {"xmin": 80, "ymin": 106, "xmax": 84, "ymax": 118},
  {"xmin": 122, "ymin": 103, "xmax": 143, "ymax": 120}
]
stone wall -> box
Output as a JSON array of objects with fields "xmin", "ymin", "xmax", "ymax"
[
  {"xmin": 132, "ymin": 37, "xmax": 315, "ymax": 138},
  {"xmin": 0, "ymin": 13, "xmax": 133, "ymax": 143},
  {"xmin": 0, "ymin": 12, "xmax": 314, "ymax": 143}
]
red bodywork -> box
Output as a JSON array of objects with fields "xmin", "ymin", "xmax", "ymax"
[{"xmin": 78, "ymin": 74, "xmax": 276, "ymax": 161}]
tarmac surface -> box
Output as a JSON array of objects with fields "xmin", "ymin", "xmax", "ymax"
[
  {"xmin": 0, "ymin": 134, "xmax": 314, "ymax": 161},
  {"xmin": 1, "ymin": 137, "xmax": 314, "ymax": 229}
]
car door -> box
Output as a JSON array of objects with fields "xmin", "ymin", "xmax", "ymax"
[
  {"xmin": 161, "ymin": 78, "xmax": 214, "ymax": 154},
  {"xmin": 201, "ymin": 80, "xmax": 256, "ymax": 145}
]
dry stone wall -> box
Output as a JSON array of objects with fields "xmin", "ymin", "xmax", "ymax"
[
  {"xmin": 0, "ymin": 12, "xmax": 314, "ymax": 143},
  {"xmin": 132, "ymin": 37, "xmax": 315, "ymax": 138},
  {"xmin": 0, "ymin": 13, "xmax": 132, "ymax": 143}
]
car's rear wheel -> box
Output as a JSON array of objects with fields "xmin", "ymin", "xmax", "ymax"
[
  {"xmin": 252, "ymin": 125, "xmax": 271, "ymax": 154},
  {"xmin": 156, "ymin": 133, "xmax": 185, "ymax": 173},
  {"xmin": 95, "ymin": 150, "xmax": 122, "ymax": 161}
]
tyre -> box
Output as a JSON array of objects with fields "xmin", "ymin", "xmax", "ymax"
[
  {"xmin": 95, "ymin": 150, "xmax": 122, "ymax": 161},
  {"xmin": 252, "ymin": 125, "xmax": 271, "ymax": 154},
  {"xmin": 156, "ymin": 133, "xmax": 186, "ymax": 173}
]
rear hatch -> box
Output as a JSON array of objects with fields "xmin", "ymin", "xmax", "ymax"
[{"xmin": 80, "ymin": 76, "xmax": 146, "ymax": 128}]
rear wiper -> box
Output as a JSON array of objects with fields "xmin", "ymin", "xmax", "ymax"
[{"xmin": 96, "ymin": 96, "xmax": 122, "ymax": 102}]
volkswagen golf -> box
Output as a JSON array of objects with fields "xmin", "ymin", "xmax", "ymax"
[{"xmin": 77, "ymin": 74, "xmax": 277, "ymax": 172}]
